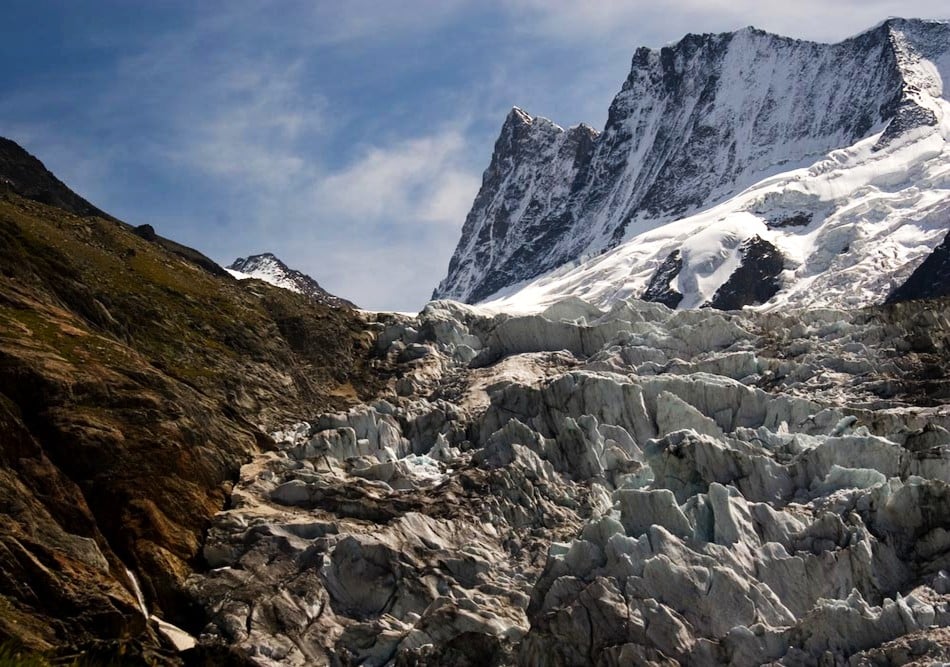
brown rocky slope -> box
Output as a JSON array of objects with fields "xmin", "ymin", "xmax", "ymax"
[{"xmin": 0, "ymin": 139, "xmax": 384, "ymax": 662}]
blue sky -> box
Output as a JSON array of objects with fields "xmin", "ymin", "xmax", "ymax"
[{"xmin": 2, "ymin": 1, "xmax": 947, "ymax": 310}]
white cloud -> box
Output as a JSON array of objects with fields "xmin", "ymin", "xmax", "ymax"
[
  {"xmin": 315, "ymin": 130, "xmax": 479, "ymax": 227},
  {"xmin": 506, "ymin": 0, "xmax": 948, "ymax": 44},
  {"xmin": 288, "ymin": 240, "xmax": 461, "ymax": 314},
  {"xmin": 418, "ymin": 170, "xmax": 481, "ymax": 225},
  {"xmin": 165, "ymin": 61, "xmax": 323, "ymax": 191},
  {"xmin": 167, "ymin": 121, "xmax": 481, "ymax": 310},
  {"xmin": 272, "ymin": 129, "xmax": 482, "ymax": 310},
  {"xmin": 96, "ymin": 4, "xmax": 483, "ymax": 311}
]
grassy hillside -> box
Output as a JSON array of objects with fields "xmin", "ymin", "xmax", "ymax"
[{"xmin": 0, "ymin": 185, "xmax": 383, "ymax": 661}]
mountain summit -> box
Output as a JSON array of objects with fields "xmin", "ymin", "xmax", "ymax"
[
  {"xmin": 228, "ymin": 253, "xmax": 356, "ymax": 308},
  {"xmin": 434, "ymin": 18, "xmax": 950, "ymax": 310}
]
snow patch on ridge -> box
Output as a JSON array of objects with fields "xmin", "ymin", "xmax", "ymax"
[
  {"xmin": 226, "ymin": 267, "xmax": 300, "ymax": 294},
  {"xmin": 227, "ymin": 253, "xmax": 355, "ymax": 308}
]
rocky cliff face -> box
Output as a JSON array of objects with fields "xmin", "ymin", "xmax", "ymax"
[
  {"xmin": 228, "ymin": 253, "xmax": 356, "ymax": 309},
  {"xmin": 0, "ymin": 139, "xmax": 381, "ymax": 661},
  {"xmin": 434, "ymin": 19, "xmax": 950, "ymax": 311},
  {"xmin": 433, "ymin": 108, "xmax": 598, "ymax": 303}
]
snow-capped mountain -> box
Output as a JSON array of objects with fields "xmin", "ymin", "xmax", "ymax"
[
  {"xmin": 434, "ymin": 18, "xmax": 950, "ymax": 312},
  {"xmin": 227, "ymin": 253, "xmax": 355, "ymax": 308}
]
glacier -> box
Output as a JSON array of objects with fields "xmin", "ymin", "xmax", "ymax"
[{"xmin": 188, "ymin": 295, "xmax": 950, "ymax": 665}]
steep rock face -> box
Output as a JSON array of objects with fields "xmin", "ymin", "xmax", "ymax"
[
  {"xmin": 433, "ymin": 109, "xmax": 597, "ymax": 303},
  {"xmin": 435, "ymin": 19, "xmax": 950, "ymax": 309},
  {"xmin": 641, "ymin": 250, "xmax": 685, "ymax": 308},
  {"xmin": 228, "ymin": 253, "xmax": 355, "ymax": 309},
  {"xmin": 705, "ymin": 236, "xmax": 784, "ymax": 310}
]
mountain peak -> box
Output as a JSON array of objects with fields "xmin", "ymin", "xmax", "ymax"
[
  {"xmin": 434, "ymin": 18, "xmax": 950, "ymax": 309},
  {"xmin": 506, "ymin": 106, "xmax": 533, "ymax": 125},
  {"xmin": 228, "ymin": 253, "xmax": 355, "ymax": 309},
  {"xmin": 432, "ymin": 101, "xmax": 599, "ymax": 302}
]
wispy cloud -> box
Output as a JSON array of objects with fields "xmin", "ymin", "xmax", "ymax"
[
  {"xmin": 506, "ymin": 0, "xmax": 949, "ymax": 44},
  {"xmin": 97, "ymin": 2, "xmax": 483, "ymax": 310},
  {"xmin": 315, "ymin": 130, "xmax": 477, "ymax": 227},
  {"xmin": 235, "ymin": 127, "xmax": 482, "ymax": 311},
  {"xmin": 164, "ymin": 61, "xmax": 323, "ymax": 191}
]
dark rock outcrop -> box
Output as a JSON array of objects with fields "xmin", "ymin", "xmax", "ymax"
[
  {"xmin": 641, "ymin": 250, "xmax": 685, "ymax": 308},
  {"xmin": 433, "ymin": 108, "xmax": 598, "ymax": 303},
  {"xmin": 706, "ymin": 236, "xmax": 785, "ymax": 310},
  {"xmin": 887, "ymin": 228, "xmax": 950, "ymax": 303}
]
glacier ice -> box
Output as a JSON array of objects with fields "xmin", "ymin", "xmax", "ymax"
[{"xmin": 188, "ymin": 293, "xmax": 950, "ymax": 665}]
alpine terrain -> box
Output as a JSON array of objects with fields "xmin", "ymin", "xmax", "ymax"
[
  {"xmin": 434, "ymin": 18, "xmax": 950, "ymax": 312},
  {"xmin": 0, "ymin": 137, "xmax": 379, "ymax": 662},
  {"xmin": 1, "ymin": 16, "xmax": 950, "ymax": 667}
]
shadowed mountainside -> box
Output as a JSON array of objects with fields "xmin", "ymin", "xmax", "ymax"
[{"xmin": 0, "ymin": 139, "xmax": 384, "ymax": 662}]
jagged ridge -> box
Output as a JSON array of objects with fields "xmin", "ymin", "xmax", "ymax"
[{"xmin": 434, "ymin": 18, "xmax": 950, "ymax": 307}]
